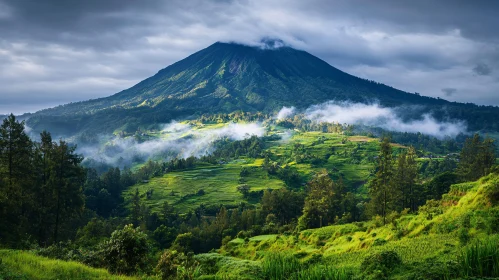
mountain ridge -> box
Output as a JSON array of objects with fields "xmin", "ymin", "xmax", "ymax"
[{"xmin": 26, "ymin": 42, "xmax": 499, "ymax": 136}]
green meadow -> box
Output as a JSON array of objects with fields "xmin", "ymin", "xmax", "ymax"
[{"xmin": 0, "ymin": 250, "xmax": 139, "ymax": 280}]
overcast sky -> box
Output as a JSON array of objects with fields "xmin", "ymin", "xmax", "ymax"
[{"xmin": 1, "ymin": 0, "xmax": 498, "ymax": 114}]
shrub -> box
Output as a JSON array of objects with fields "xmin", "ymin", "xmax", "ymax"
[
  {"xmin": 155, "ymin": 250, "xmax": 199, "ymax": 280},
  {"xmin": 172, "ymin": 232, "xmax": 197, "ymax": 253},
  {"xmin": 101, "ymin": 224, "xmax": 149, "ymax": 275},
  {"xmin": 373, "ymin": 238, "xmax": 387, "ymax": 246},
  {"xmin": 360, "ymin": 251, "xmax": 402, "ymax": 279}
]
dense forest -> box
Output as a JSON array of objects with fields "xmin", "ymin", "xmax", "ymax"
[{"xmin": 1, "ymin": 112, "xmax": 499, "ymax": 279}]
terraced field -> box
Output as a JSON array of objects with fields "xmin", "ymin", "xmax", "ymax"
[
  {"xmin": 124, "ymin": 158, "xmax": 285, "ymax": 213},
  {"xmin": 125, "ymin": 129, "xmax": 410, "ymax": 213}
]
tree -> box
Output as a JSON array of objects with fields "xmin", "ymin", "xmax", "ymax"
[
  {"xmin": 102, "ymin": 224, "xmax": 149, "ymax": 275},
  {"xmin": 33, "ymin": 131, "xmax": 53, "ymax": 245},
  {"xmin": 49, "ymin": 140, "xmax": 85, "ymax": 243},
  {"xmin": 261, "ymin": 188, "xmax": 304, "ymax": 225},
  {"xmin": 368, "ymin": 137, "xmax": 395, "ymax": 225},
  {"xmin": 0, "ymin": 114, "xmax": 33, "ymax": 243},
  {"xmin": 458, "ymin": 134, "xmax": 496, "ymax": 181},
  {"xmin": 236, "ymin": 184, "xmax": 251, "ymax": 198},
  {"xmin": 393, "ymin": 146, "xmax": 418, "ymax": 212},
  {"xmin": 298, "ymin": 170, "xmax": 338, "ymax": 230}
]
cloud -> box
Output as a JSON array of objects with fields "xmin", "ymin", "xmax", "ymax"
[
  {"xmin": 441, "ymin": 88, "xmax": 457, "ymax": 96},
  {"xmin": 0, "ymin": 0, "xmax": 499, "ymax": 114},
  {"xmin": 473, "ymin": 62, "xmax": 492, "ymax": 76},
  {"xmin": 303, "ymin": 101, "xmax": 466, "ymax": 138},
  {"xmin": 78, "ymin": 121, "xmax": 265, "ymax": 166},
  {"xmin": 276, "ymin": 106, "xmax": 296, "ymax": 120}
]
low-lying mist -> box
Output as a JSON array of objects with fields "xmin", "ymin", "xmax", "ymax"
[
  {"xmin": 78, "ymin": 122, "xmax": 265, "ymax": 167},
  {"xmin": 277, "ymin": 101, "xmax": 466, "ymax": 138},
  {"xmin": 79, "ymin": 100, "xmax": 466, "ymax": 167}
]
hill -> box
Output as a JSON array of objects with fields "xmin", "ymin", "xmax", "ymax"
[
  {"xmin": 26, "ymin": 42, "xmax": 499, "ymax": 137},
  {"xmin": 196, "ymin": 172, "xmax": 499, "ymax": 279}
]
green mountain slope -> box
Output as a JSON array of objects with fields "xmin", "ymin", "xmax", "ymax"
[
  {"xmin": 198, "ymin": 172, "xmax": 499, "ymax": 279},
  {"xmin": 27, "ymin": 42, "xmax": 499, "ymax": 136}
]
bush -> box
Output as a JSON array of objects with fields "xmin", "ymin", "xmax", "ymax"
[
  {"xmin": 155, "ymin": 250, "xmax": 199, "ymax": 280},
  {"xmin": 373, "ymin": 238, "xmax": 387, "ymax": 246},
  {"xmin": 101, "ymin": 224, "xmax": 149, "ymax": 275},
  {"xmin": 172, "ymin": 232, "xmax": 197, "ymax": 253},
  {"xmin": 360, "ymin": 251, "xmax": 402, "ymax": 279}
]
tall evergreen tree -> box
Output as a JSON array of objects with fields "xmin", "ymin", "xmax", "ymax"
[
  {"xmin": 393, "ymin": 146, "xmax": 418, "ymax": 212},
  {"xmin": 49, "ymin": 140, "xmax": 85, "ymax": 243},
  {"xmin": 0, "ymin": 114, "xmax": 33, "ymax": 243},
  {"xmin": 33, "ymin": 131, "xmax": 53, "ymax": 245},
  {"xmin": 298, "ymin": 170, "xmax": 337, "ymax": 229},
  {"xmin": 368, "ymin": 137, "xmax": 395, "ymax": 225},
  {"xmin": 458, "ymin": 134, "xmax": 496, "ymax": 181}
]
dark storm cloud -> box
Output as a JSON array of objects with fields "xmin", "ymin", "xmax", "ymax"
[{"xmin": 0, "ymin": 0, "xmax": 498, "ymax": 114}]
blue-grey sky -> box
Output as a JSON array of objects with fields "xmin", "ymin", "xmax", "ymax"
[{"xmin": 0, "ymin": 0, "xmax": 498, "ymax": 114}]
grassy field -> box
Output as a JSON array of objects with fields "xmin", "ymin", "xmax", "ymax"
[
  {"xmin": 124, "ymin": 129, "xmax": 412, "ymax": 214},
  {"xmin": 124, "ymin": 158, "xmax": 285, "ymax": 213},
  {"xmin": 0, "ymin": 250, "xmax": 138, "ymax": 280}
]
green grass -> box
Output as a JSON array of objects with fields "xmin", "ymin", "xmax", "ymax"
[
  {"xmin": 124, "ymin": 159, "xmax": 285, "ymax": 213},
  {"xmin": 457, "ymin": 236, "xmax": 499, "ymax": 277},
  {"xmin": 0, "ymin": 250, "xmax": 137, "ymax": 280},
  {"xmin": 261, "ymin": 253, "xmax": 352, "ymax": 280}
]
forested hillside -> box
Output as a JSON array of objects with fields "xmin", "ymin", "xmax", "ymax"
[{"xmin": 1, "ymin": 112, "xmax": 498, "ymax": 279}]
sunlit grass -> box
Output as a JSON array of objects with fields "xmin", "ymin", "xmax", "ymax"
[{"xmin": 0, "ymin": 250, "xmax": 137, "ymax": 279}]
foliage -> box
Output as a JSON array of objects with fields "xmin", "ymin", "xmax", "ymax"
[
  {"xmin": 367, "ymin": 137, "xmax": 396, "ymax": 224},
  {"xmin": 155, "ymin": 249, "xmax": 199, "ymax": 280},
  {"xmin": 359, "ymin": 251, "xmax": 402, "ymax": 279},
  {"xmin": 457, "ymin": 133, "xmax": 496, "ymax": 181},
  {"xmin": 0, "ymin": 115, "xmax": 86, "ymax": 246},
  {"xmin": 101, "ymin": 224, "xmax": 150, "ymax": 275}
]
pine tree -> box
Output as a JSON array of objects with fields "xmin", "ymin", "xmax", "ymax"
[
  {"xmin": 392, "ymin": 146, "xmax": 418, "ymax": 212},
  {"xmin": 49, "ymin": 140, "xmax": 85, "ymax": 243},
  {"xmin": 33, "ymin": 131, "xmax": 53, "ymax": 245},
  {"xmin": 368, "ymin": 137, "xmax": 395, "ymax": 225},
  {"xmin": 298, "ymin": 170, "xmax": 337, "ymax": 229},
  {"xmin": 458, "ymin": 134, "xmax": 496, "ymax": 181},
  {"xmin": 0, "ymin": 114, "xmax": 33, "ymax": 243}
]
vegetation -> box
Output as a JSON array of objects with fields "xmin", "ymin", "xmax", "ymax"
[{"xmin": 1, "ymin": 110, "xmax": 499, "ymax": 279}]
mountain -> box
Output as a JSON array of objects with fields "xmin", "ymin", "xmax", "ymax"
[{"xmin": 27, "ymin": 42, "xmax": 499, "ymax": 136}]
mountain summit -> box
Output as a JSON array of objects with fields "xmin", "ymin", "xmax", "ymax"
[{"xmin": 28, "ymin": 42, "xmax": 498, "ymax": 135}]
